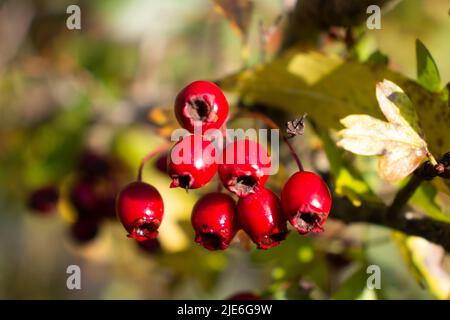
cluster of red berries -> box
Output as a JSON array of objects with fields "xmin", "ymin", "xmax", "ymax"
[
  {"xmin": 116, "ymin": 81, "xmax": 332, "ymax": 250},
  {"xmin": 29, "ymin": 151, "xmax": 117, "ymax": 243}
]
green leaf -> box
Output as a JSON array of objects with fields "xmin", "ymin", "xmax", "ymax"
[
  {"xmin": 416, "ymin": 39, "xmax": 441, "ymax": 93},
  {"xmin": 410, "ymin": 182, "xmax": 450, "ymax": 223},
  {"xmin": 320, "ymin": 132, "xmax": 380, "ymax": 206},
  {"xmin": 332, "ymin": 265, "xmax": 377, "ymax": 300},
  {"xmin": 394, "ymin": 233, "xmax": 450, "ymax": 300}
]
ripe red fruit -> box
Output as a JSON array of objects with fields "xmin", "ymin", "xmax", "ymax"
[
  {"xmin": 168, "ymin": 134, "xmax": 218, "ymax": 189},
  {"xmin": 219, "ymin": 139, "xmax": 271, "ymax": 197},
  {"xmin": 175, "ymin": 80, "xmax": 229, "ymax": 133},
  {"xmin": 116, "ymin": 181, "xmax": 164, "ymax": 241},
  {"xmin": 237, "ymin": 188, "xmax": 288, "ymax": 249},
  {"xmin": 281, "ymin": 171, "xmax": 332, "ymax": 234},
  {"xmin": 28, "ymin": 185, "xmax": 59, "ymax": 214},
  {"xmin": 191, "ymin": 192, "xmax": 237, "ymax": 250}
]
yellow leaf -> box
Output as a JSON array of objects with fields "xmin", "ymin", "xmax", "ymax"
[
  {"xmin": 337, "ymin": 80, "xmax": 429, "ymax": 182},
  {"xmin": 394, "ymin": 233, "xmax": 450, "ymax": 300}
]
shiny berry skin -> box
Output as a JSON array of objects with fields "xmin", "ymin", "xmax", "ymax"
[
  {"xmin": 281, "ymin": 171, "xmax": 332, "ymax": 235},
  {"xmin": 116, "ymin": 181, "xmax": 164, "ymax": 241},
  {"xmin": 219, "ymin": 139, "xmax": 271, "ymax": 197},
  {"xmin": 237, "ymin": 188, "xmax": 288, "ymax": 249},
  {"xmin": 28, "ymin": 185, "xmax": 59, "ymax": 214},
  {"xmin": 175, "ymin": 80, "xmax": 229, "ymax": 134},
  {"xmin": 191, "ymin": 192, "xmax": 237, "ymax": 250},
  {"xmin": 168, "ymin": 134, "xmax": 218, "ymax": 189}
]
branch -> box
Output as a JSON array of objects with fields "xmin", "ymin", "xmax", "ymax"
[
  {"xmin": 331, "ymin": 196, "xmax": 450, "ymax": 252},
  {"xmin": 282, "ymin": 0, "xmax": 399, "ymax": 49}
]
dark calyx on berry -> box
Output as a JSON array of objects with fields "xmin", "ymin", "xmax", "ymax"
[
  {"xmin": 295, "ymin": 211, "xmax": 325, "ymax": 234},
  {"xmin": 195, "ymin": 230, "xmax": 226, "ymax": 251},
  {"xmin": 230, "ymin": 175, "xmax": 258, "ymax": 197},
  {"xmin": 129, "ymin": 218, "xmax": 161, "ymax": 241},
  {"xmin": 170, "ymin": 173, "xmax": 193, "ymax": 190},
  {"xmin": 186, "ymin": 95, "xmax": 216, "ymax": 122}
]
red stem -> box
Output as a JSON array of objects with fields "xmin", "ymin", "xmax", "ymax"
[
  {"xmin": 137, "ymin": 142, "xmax": 171, "ymax": 182},
  {"xmin": 229, "ymin": 111, "xmax": 304, "ymax": 171}
]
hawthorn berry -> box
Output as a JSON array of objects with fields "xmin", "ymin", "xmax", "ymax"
[
  {"xmin": 281, "ymin": 171, "xmax": 332, "ymax": 234},
  {"xmin": 219, "ymin": 139, "xmax": 271, "ymax": 197},
  {"xmin": 168, "ymin": 134, "xmax": 218, "ymax": 189},
  {"xmin": 175, "ymin": 80, "xmax": 229, "ymax": 133},
  {"xmin": 191, "ymin": 192, "xmax": 237, "ymax": 250},
  {"xmin": 77, "ymin": 150, "xmax": 111, "ymax": 178},
  {"xmin": 116, "ymin": 181, "xmax": 164, "ymax": 241},
  {"xmin": 227, "ymin": 292, "xmax": 261, "ymax": 300},
  {"xmin": 237, "ymin": 188, "xmax": 288, "ymax": 249},
  {"xmin": 155, "ymin": 152, "xmax": 169, "ymax": 174},
  {"xmin": 70, "ymin": 217, "xmax": 100, "ymax": 244},
  {"xmin": 137, "ymin": 238, "xmax": 162, "ymax": 255},
  {"xmin": 28, "ymin": 185, "xmax": 59, "ymax": 214}
]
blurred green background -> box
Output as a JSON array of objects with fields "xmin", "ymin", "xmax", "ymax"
[{"xmin": 0, "ymin": 0, "xmax": 449, "ymax": 299}]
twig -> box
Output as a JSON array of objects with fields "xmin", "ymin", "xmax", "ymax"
[{"xmin": 331, "ymin": 196, "xmax": 450, "ymax": 252}]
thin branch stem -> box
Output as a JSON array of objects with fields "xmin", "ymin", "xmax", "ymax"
[
  {"xmin": 385, "ymin": 174, "xmax": 422, "ymax": 221},
  {"xmin": 229, "ymin": 111, "xmax": 304, "ymax": 171},
  {"xmin": 137, "ymin": 142, "xmax": 171, "ymax": 182}
]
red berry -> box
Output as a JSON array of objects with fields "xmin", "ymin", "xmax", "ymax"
[
  {"xmin": 219, "ymin": 139, "xmax": 271, "ymax": 197},
  {"xmin": 168, "ymin": 134, "xmax": 218, "ymax": 189},
  {"xmin": 137, "ymin": 238, "xmax": 162, "ymax": 255},
  {"xmin": 28, "ymin": 185, "xmax": 59, "ymax": 214},
  {"xmin": 155, "ymin": 152, "xmax": 169, "ymax": 174},
  {"xmin": 191, "ymin": 192, "xmax": 237, "ymax": 250},
  {"xmin": 70, "ymin": 217, "xmax": 99, "ymax": 244},
  {"xmin": 70, "ymin": 179, "xmax": 98, "ymax": 216},
  {"xmin": 281, "ymin": 171, "xmax": 332, "ymax": 234},
  {"xmin": 227, "ymin": 292, "xmax": 261, "ymax": 300},
  {"xmin": 116, "ymin": 181, "xmax": 164, "ymax": 241},
  {"xmin": 175, "ymin": 80, "xmax": 229, "ymax": 134},
  {"xmin": 77, "ymin": 150, "xmax": 112, "ymax": 178},
  {"xmin": 237, "ymin": 188, "xmax": 288, "ymax": 249}
]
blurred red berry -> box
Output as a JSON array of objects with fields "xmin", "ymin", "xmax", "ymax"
[
  {"xmin": 237, "ymin": 188, "xmax": 288, "ymax": 249},
  {"xmin": 116, "ymin": 181, "xmax": 164, "ymax": 241},
  {"xmin": 28, "ymin": 185, "xmax": 59, "ymax": 214},
  {"xmin": 227, "ymin": 291, "xmax": 261, "ymax": 300},
  {"xmin": 191, "ymin": 192, "xmax": 237, "ymax": 250},
  {"xmin": 281, "ymin": 171, "xmax": 332, "ymax": 234},
  {"xmin": 137, "ymin": 238, "xmax": 162, "ymax": 255},
  {"xmin": 77, "ymin": 150, "xmax": 111, "ymax": 178},
  {"xmin": 174, "ymin": 80, "xmax": 229, "ymax": 134},
  {"xmin": 155, "ymin": 152, "xmax": 168, "ymax": 174},
  {"xmin": 70, "ymin": 217, "xmax": 100, "ymax": 244}
]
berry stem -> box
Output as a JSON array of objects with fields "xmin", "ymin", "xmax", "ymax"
[
  {"xmin": 230, "ymin": 111, "xmax": 304, "ymax": 171},
  {"xmin": 137, "ymin": 142, "xmax": 171, "ymax": 182}
]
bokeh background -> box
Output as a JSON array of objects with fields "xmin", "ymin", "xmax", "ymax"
[{"xmin": 0, "ymin": 0, "xmax": 449, "ymax": 299}]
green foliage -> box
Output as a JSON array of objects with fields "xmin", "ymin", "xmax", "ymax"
[{"xmin": 416, "ymin": 39, "xmax": 441, "ymax": 93}]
